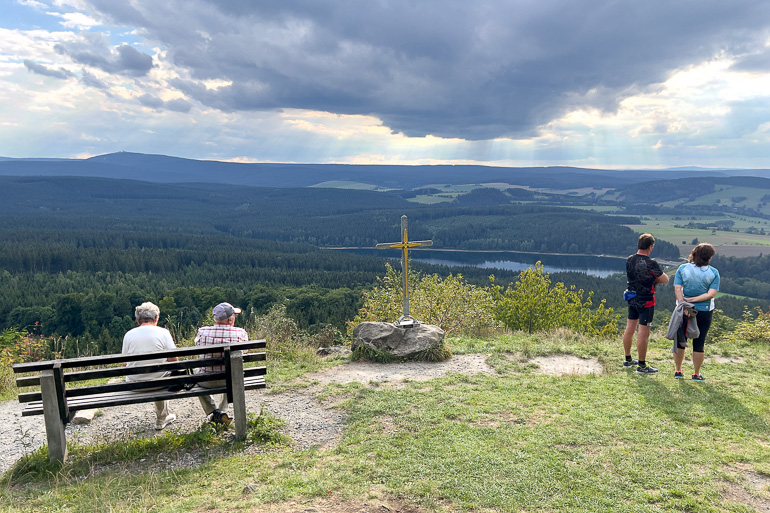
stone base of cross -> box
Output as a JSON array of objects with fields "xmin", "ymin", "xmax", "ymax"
[{"xmin": 375, "ymin": 215, "xmax": 433, "ymax": 328}]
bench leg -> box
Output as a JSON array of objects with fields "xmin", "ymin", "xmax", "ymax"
[
  {"xmin": 229, "ymin": 351, "xmax": 247, "ymax": 440},
  {"xmin": 40, "ymin": 369, "xmax": 68, "ymax": 463}
]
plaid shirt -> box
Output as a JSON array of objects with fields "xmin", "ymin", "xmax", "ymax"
[{"xmin": 194, "ymin": 324, "xmax": 248, "ymax": 374}]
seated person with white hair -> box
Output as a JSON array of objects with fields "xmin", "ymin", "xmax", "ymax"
[
  {"xmin": 122, "ymin": 302, "xmax": 178, "ymax": 430},
  {"xmin": 194, "ymin": 302, "xmax": 248, "ymax": 425}
]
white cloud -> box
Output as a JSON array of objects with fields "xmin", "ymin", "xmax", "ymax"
[{"xmin": 49, "ymin": 11, "xmax": 100, "ymax": 30}]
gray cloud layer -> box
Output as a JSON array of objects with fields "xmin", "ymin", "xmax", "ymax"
[
  {"xmin": 84, "ymin": 0, "xmax": 770, "ymax": 140},
  {"xmin": 24, "ymin": 59, "xmax": 73, "ymax": 79},
  {"xmin": 54, "ymin": 32, "xmax": 153, "ymax": 77}
]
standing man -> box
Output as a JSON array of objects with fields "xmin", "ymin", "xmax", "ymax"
[
  {"xmin": 195, "ymin": 302, "xmax": 248, "ymax": 425},
  {"xmin": 623, "ymin": 233, "xmax": 669, "ymax": 373},
  {"xmin": 122, "ymin": 302, "xmax": 178, "ymax": 430}
]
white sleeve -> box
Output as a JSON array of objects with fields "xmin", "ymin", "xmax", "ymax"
[{"xmin": 164, "ymin": 329, "xmax": 177, "ymax": 350}]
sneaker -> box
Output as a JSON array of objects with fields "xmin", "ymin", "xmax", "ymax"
[
  {"xmin": 623, "ymin": 359, "xmax": 639, "ymax": 367},
  {"xmin": 636, "ymin": 365, "xmax": 659, "ymax": 374},
  {"xmin": 691, "ymin": 373, "xmax": 706, "ymax": 381},
  {"xmin": 155, "ymin": 413, "xmax": 176, "ymax": 430},
  {"xmin": 674, "ymin": 371, "xmax": 684, "ymax": 379}
]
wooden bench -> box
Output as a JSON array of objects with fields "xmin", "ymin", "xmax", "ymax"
[{"xmin": 12, "ymin": 340, "xmax": 266, "ymax": 463}]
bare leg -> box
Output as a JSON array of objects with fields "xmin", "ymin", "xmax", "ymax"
[
  {"xmin": 636, "ymin": 325, "xmax": 651, "ymax": 362},
  {"xmin": 623, "ymin": 319, "xmax": 639, "ymax": 357},
  {"xmin": 693, "ymin": 352, "xmax": 705, "ymax": 375},
  {"xmin": 674, "ymin": 348, "xmax": 686, "ymax": 373}
]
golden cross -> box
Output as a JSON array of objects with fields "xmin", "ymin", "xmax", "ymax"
[{"xmin": 375, "ymin": 215, "xmax": 433, "ymax": 325}]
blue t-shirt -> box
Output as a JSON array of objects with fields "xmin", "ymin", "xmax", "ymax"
[{"xmin": 674, "ymin": 263, "xmax": 720, "ymax": 311}]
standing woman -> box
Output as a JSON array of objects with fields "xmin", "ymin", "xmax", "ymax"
[{"xmin": 673, "ymin": 243, "xmax": 720, "ymax": 381}]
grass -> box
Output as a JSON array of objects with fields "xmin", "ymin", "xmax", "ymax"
[{"xmin": 2, "ymin": 331, "xmax": 769, "ymax": 512}]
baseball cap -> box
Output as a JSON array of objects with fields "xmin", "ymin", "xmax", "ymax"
[{"xmin": 212, "ymin": 302, "xmax": 242, "ymax": 321}]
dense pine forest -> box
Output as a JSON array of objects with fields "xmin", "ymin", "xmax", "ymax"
[{"xmin": 0, "ymin": 174, "xmax": 767, "ymax": 358}]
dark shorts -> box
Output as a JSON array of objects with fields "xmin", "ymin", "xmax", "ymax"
[
  {"xmin": 628, "ymin": 304, "xmax": 654, "ymax": 326},
  {"xmin": 676, "ymin": 310, "xmax": 713, "ymax": 353}
]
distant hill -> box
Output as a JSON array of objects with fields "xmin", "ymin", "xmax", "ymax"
[{"xmin": 0, "ymin": 151, "xmax": 751, "ymax": 190}]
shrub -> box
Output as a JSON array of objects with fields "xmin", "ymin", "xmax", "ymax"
[
  {"xmin": 492, "ymin": 261, "xmax": 619, "ymax": 337},
  {"xmin": 243, "ymin": 303, "xmax": 341, "ymax": 364},
  {"xmin": 349, "ymin": 263, "xmax": 498, "ymax": 336},
  {"xmin": 721, "ymin": 307, "xmax": 770, "ymax": 345}
]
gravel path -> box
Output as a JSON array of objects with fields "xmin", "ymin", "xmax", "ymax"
[{"xmin": 2, "ymin": 354, "xmax": 495, "ymax": 476}]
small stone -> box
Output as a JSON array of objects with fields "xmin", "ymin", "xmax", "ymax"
[
  {"xmin": 242, "ymin": 483, "xmax": 259, "ymax": 494},
  {"xmin": 72, "ymin": 409, "xmax": 96, "ymax": 425}
]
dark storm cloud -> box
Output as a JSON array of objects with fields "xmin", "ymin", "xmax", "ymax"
[
  {"xmin": 84, "ymin": 0, "xmax": 770, "ymax": 140},
  {"xmin": 24, "ymin": 59, "xmax": 73, "ymax": 79},
  {"xmin": 54, "ymin": 32, "xmax": 153, "ymax": 77}
]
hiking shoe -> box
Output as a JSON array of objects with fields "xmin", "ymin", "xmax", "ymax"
[
  {"xmin": 636, "ymin": 365, "xmax": 659, "ymax": 374},
  {"xmin": 218, "ymin": 412, "xmax": 232, "ymax": 426},
  {"xmin": 210, "ymin": 410, "xmax": 232, "ymax": 426},
  {"xmin": 674, "ymin": 371, "xmax": 684, "ymax": 379},
  {"xmin": 691, "ymin": 373, "xmax": 706, "ymax": 382},
  {"xmin": 623, "ymin": 359, "xmax": 639, "ymax": 367},
  {"xmin": 155, "ymin": 413, "xmax": 176, "ymax": 430}
]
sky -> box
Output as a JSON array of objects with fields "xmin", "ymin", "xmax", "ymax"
[{"xmin": 3, "ymin": 0, "xmax": 770, "ymax": 169}]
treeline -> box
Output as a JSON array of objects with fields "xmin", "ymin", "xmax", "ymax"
[
  {"xmin": 0, "ymin": 174, "xmax": 760, "ymax": 357},
  {"xmin": 0, "ymin": 228, "xmax": 523, "ymax": 356},
  {"xmin": 710, "ymin": 253, "xmax": 770, "ymax": 300},
  {"xmin": 547, "ymin": 272, "xmax": 764, "ymax": 320},
  {"xmin": 0, "ymin": 176, "xmax": 673, "ymax": 257},
  {"xmin": 4, "ymin": 281, "xmax": 363, "ymax": 358}
]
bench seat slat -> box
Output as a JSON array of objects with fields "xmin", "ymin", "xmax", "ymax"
[{"xmin": 15, "ymin": 353, "xmax": 265, "ymax": 388}]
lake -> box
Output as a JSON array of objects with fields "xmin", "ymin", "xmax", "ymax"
[{"xmin": 339, "ymin": 249, "xmax": 626, "ymax": 278}]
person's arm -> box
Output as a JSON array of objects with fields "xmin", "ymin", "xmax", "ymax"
[
  {"xmin": 655, "ymin": 272, "xmax": 670, "ymax": 284},
  {"xmin": 674, "ymin": 284, "xmax": 685, "ymax": 302},
  {"xmin": 684, "ymin": 288, "xmax": 717, "ymax": 304}
]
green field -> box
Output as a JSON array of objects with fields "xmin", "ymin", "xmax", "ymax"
[{"xmin": 626, "ymin": 214, "xmax": 770, "ymax": 258}]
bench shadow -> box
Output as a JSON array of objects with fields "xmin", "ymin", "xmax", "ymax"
[{"xmin": 634, "ymin": 377, "xmax": 769, "ymax": 434}]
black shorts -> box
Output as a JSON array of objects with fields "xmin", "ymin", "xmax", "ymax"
[
  {"xmin": 628, "ymin": 304, "xmax": 654, "ymax": 326},
  {"xmin": 676, "ymin": 310, "xmax": 713, "ymax": 353}
]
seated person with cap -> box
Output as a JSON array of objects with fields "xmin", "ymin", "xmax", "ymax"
[{"xmin": 194, "ymin": 302, "xmax": 248, "ymax": 425}]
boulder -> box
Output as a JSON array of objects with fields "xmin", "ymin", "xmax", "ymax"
[{"xmin": 352, "ymin": 322, "xmax": 445, "ymax": 358}]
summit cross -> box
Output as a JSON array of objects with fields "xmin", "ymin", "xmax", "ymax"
[{"xmin": 375, "ymin": 215, "xmax": 433, "ymax": 326}]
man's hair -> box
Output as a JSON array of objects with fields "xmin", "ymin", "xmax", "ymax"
[
  {"xmin": 638, "ymin": 233, "xmax": 655, "ymax": 250},
  {"xmin": 689, "ymin": 243, "xmax": 716, "ymax": 267},
  {"xmin": 135, "ymin": 302, "xmax": 160, "ymax": 322}
]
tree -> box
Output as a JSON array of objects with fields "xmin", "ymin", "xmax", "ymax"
[{"xmin": 492, "ymin": 262, "xmax": 619, "ymax": 337}]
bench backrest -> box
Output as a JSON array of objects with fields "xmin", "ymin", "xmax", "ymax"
[
  {"xmin": 13, "ymin": 340, "xmax": 266, "ymax": 403},
  {"xmin": 12, "ymin": 340, "xmax": 265, "ymax": 373}
]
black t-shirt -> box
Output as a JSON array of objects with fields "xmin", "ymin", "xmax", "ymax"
[{"xmin": 626, "ymin": 253, "xmax": 664, "ymax": 307}]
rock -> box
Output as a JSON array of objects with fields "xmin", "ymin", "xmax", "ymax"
[
  {"xmin": 72, "ymin": 409, "xmax": 96, "ymax": 425},
  {"xmin": 242, "ymin": 483, "xmax": 259, "ymax": 494},
  {"xmin": 352, "ymin": 322, "xmax": 445, "ymax": 358},
  {"xmin": 316, "ymin": 346, "xmax": 351, "ymax": 357}
]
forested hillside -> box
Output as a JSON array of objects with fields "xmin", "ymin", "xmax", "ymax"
[{"xmin": 0, "ymin": 174, "xmax": 766, "ymax": 359}]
